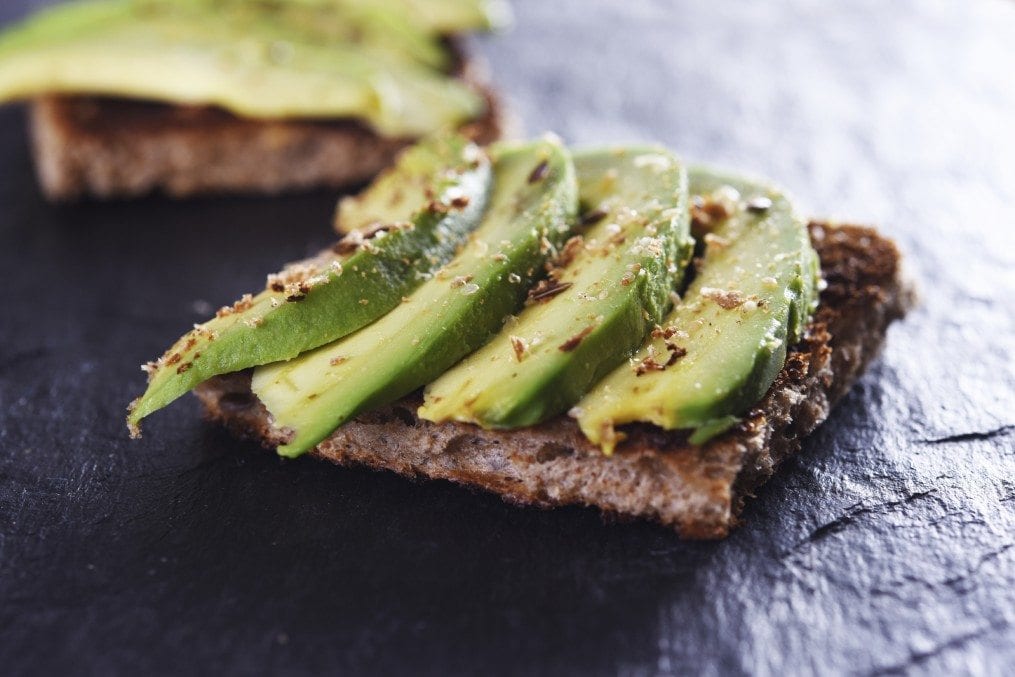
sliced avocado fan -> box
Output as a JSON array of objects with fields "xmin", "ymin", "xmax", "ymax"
[
  {"xmin": 128, "ymin": 133, "xmax": 491, "ymax": 434},
  {"xmin": 419, "ymin": 146, "xmax": 694, "ymax": 428},
  {"xmin": 0, "ymin": 0, "xmax": 485, "ymax": 136},
  {"xmin": 251, "ymin": 137, "xmax": 578, "ymax": 457},
  {"xmin": 573, "ymin": 167, "xmax": 821, "ymax": 452}
]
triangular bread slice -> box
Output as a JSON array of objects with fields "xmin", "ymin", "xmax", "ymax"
[{"xmin": 195, "ymin": 222, "xmax": 913, "ymax": 538}]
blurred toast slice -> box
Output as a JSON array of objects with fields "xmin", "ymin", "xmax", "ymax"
[{"xmin": 29, "ymin": 42, "xmax": 508, "ymax": 200}]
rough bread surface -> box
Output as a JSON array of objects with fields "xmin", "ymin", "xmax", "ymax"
[
  {"xmin": 195, "ymin": 223, "xmax": 913, "ymax": 538},
  {"xmin": 28, "ymin": 46, "xmax": 505, "ymax": 200}
]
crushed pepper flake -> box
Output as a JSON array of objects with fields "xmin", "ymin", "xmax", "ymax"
[
  {"xmin": 528, "ymin": 160, "xmax": 550, "ymax": 183},
  {"xmin": 700, "ymin": 286, "xmax": 746, "ymax": 309},
  {"xmin": 510, "ymin": 335, "xmax": 529, "ymax": 362},
  {"xmin": 559, "ymin": 325, "xmax": 594, "ymax": 352},
  {"xmin": 528, "ymin": 279, "xmax": 573, "ymax": 303}
]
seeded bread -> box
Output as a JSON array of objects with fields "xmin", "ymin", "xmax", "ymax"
[
  {"xmin": 28, "ymin": 43, "xmax": 508, "ymax": 201},
  {"xmin": 195, "ymin": 222, "xmax": 914, "ymax": 538}
]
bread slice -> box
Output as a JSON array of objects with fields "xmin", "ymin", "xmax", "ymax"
[
  {"xmin": 194, "ymin": 222, "xmax": 914, "ymax": 538},
  {"xmin": 28, "ymin": 42, "xmax": 507, "ymax": 201}
]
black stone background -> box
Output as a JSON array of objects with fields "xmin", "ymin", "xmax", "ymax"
[{"xmin": 1, "ymin": 1, "xmax": 1013, "ymax": 674}]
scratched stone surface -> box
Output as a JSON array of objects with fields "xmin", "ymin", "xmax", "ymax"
[{"xmin": 0, "ymin": 0, "xmax": 1013, "ymax": 675}]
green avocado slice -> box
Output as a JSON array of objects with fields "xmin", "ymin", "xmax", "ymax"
[
  {"xmin": 147, "ymin": 0, "xmax": 452, "ymax": 70},
  {"xmin": 246, "ymin": 1, "xmax": 451, "ymax": 70},
  {"xmin": 573, "ymin": 167, "xmax": 821, "ymax": 452},
  {"xmin": 418, "ymin": 147, "xmax": 693, "ymax": 428},
  {"xmin": 128, "ymin": 133, "xmax": 491, "ymax": 434},
  {"xmin": 251, "ymin": 138, "xmax": 578, "ymax": 457},
  {"xmin": 0, "ymin": 0, "xmax": 484, "ymax": 136},
  {"xmin": 340, "ymin": 0, "xmax": 513, "ymax": 34},
  {"xmin": 265, "ymin": 0, "xmax": 510, "ymax": 35}
]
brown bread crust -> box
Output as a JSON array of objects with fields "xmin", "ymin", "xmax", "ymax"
[
  {"xmin": 28, "ymin": 42, "xmax": 507, "ymax": 200},
  {"xmin": 194, "ymin": 223, "xmax": 914, "ymax": 538}
]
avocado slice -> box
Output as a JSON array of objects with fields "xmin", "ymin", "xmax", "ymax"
[
  {"xmin": 128, "ymin": 133, "xmax": 491, "ymax": 434},
  {"xmin": 201, "ymin": 0, "xmax": 459, "ymax": 70},
  {"xmin": 251, "ymin": 138, "xmax": 578, "ymax": 457},
  {"xmin": 253, "ymin": 1, "xmax": 450, "ymax": 70},
  {"xmin": 342, "ymin": 0, "xmax": 513, "ymax": 33},
  {"xmin": 0, "ymin": 0, "xmax": 484, "ymax": 136},
  {"xmin": 418, "ymin": 147, "xmax": 694, "ymax": 428},
  {"xmin": 0, "ymin": 1, "xmax": 443, "ymax": 73},
  {"xmin": 573, "ymin": 167, "xmax": 821, "ymax": 452}
]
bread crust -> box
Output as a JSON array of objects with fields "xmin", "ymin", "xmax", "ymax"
[
  {"xmin": 28, "ymin": 41, "xmax": 507, "ymax": 200},
  {"xmin": 194, "ymin": 223, "xmax": 913, "ymax": 538}
]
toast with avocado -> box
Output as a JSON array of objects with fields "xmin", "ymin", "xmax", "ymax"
[
  {"xmin": 130, "ymin": 133, "xmax": 914, "ymax": 538},
  {"xmin": 0, "ymin": 0, "xmax": 509, "ymax": 200}
]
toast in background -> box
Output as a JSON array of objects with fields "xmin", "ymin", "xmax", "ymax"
[{"xmin": 0, "ymin": 0, "xmax": 511, "ymax": 199}]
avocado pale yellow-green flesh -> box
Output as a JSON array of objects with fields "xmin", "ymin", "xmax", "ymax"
[
  {"xmin": 128, "ymin": 134, "xmax": 491, "ymax": 432},
  {"xmin": 159, "ymin": 0, "xmax": 453, "ymax": 70},
  {"xmin": 1, "ymin": 0, "xmax": 450, "ymax": 69},
  {"xmin": 252, "ymin": 139, "xmax": 578, "ymax": 457},
  {"xmin": 274, "ymin": 0, "xmax": 511, "ymax": 34},
  {"xmin": 0, "ymin": 0, "xmax": 484, "ymax": 136},
  {"xmin": 574, "ymin": 167, "xmax": 820, "ymax": 452},
  {"xmin": 419, "ymin": 147, "xmax": 693, "ymax": 429},
  {"xmin": 328, "ymin": 0, "xmax": 512, "ymax": 34},
  {"xmin": 0, "ymin": 0, "xmax": 445, "ymax": 76},
  {"xmin": 336, "ymin": 130, "xmax": 466, "ymax": 233}
]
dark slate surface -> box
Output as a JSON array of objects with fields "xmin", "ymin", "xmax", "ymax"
[{"xmin": 1, "ymin": 0, "xmax": 1013, "ymax": 674}]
